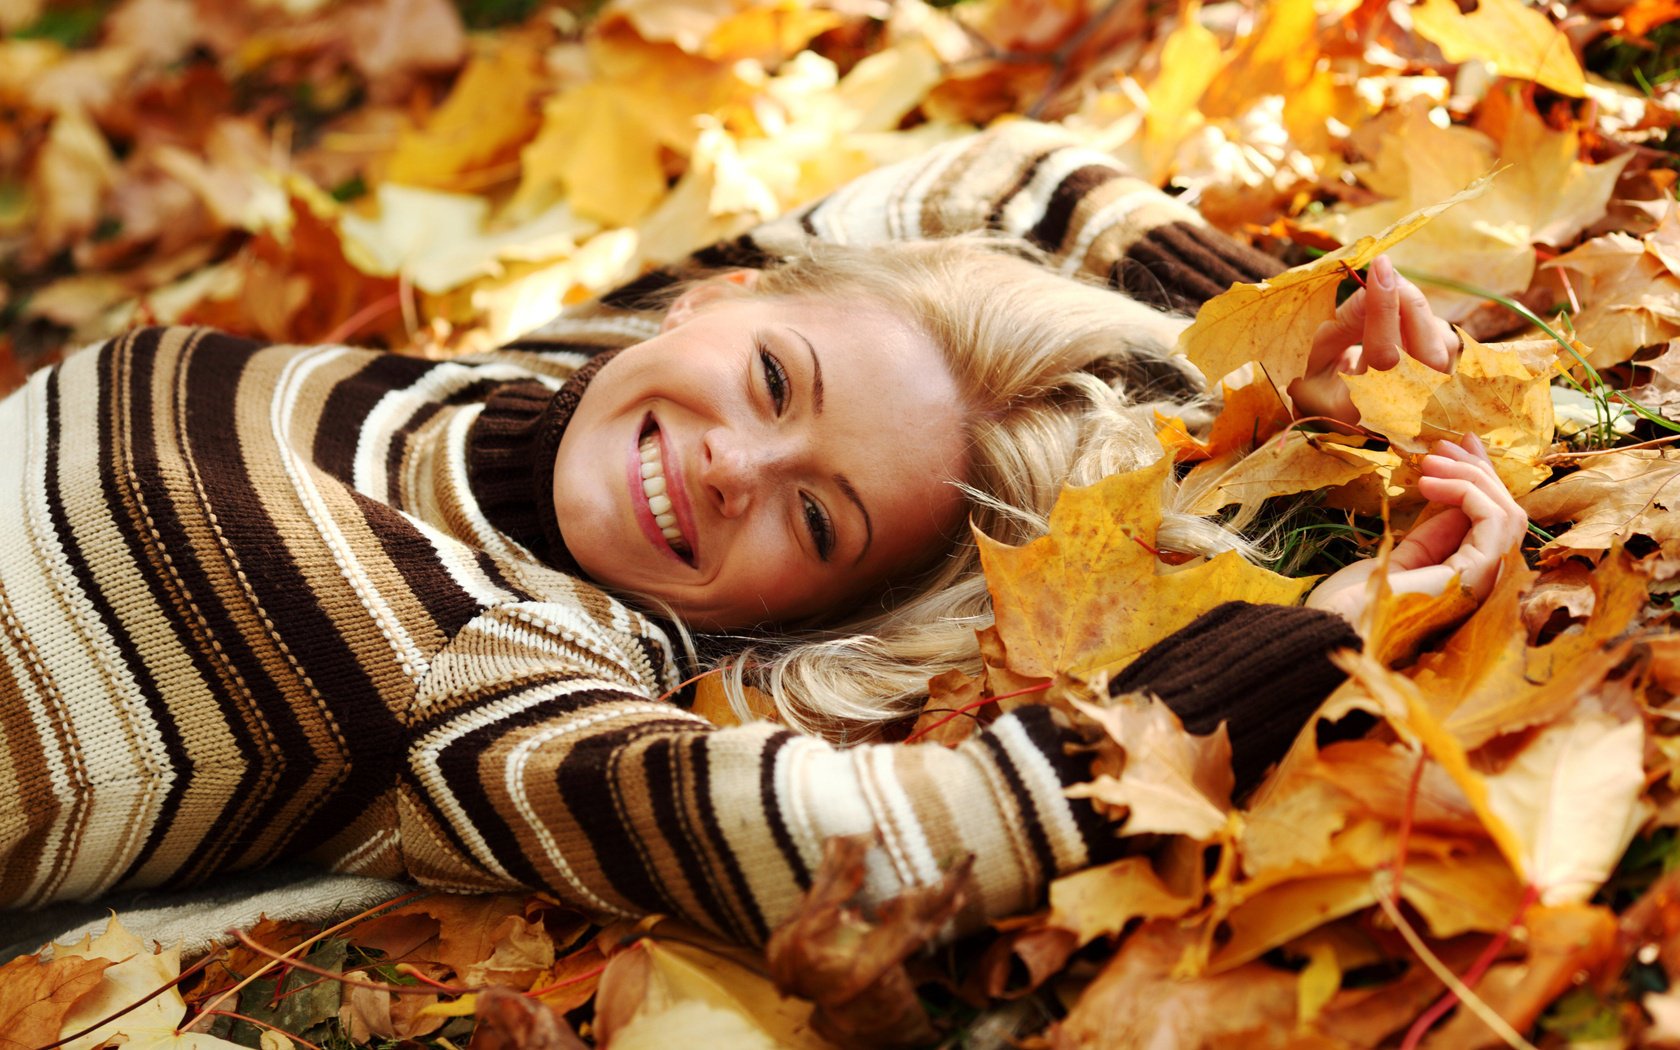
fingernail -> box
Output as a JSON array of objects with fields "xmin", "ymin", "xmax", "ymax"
[{"xmin": 1373, "ymin": 258, "xmax": 1396, "ymax": 290}]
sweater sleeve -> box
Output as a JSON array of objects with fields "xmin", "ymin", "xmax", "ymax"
[
  {"xmin": 398, "ymin": 601, "xmax": 1101, "ymax": 945},
  {"xmin": 1110, "ymin": 601, "xmax": 1363, "ymax": 795}
]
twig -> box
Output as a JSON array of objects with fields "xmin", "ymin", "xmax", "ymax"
[
  {"xmin": 229, "ymin": 929, "xmax": 477, "ymax": 996},
  {"xmin": 203, "ymin": 1009, "xmax": 325, "ymax": 1050}
]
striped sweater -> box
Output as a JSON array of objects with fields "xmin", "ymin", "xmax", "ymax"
[{"xmin": 0, "ymin": 122, "xmax": 1306, "ymax": 942}]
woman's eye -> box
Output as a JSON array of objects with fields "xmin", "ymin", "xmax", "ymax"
[
  {"xmin": 801, "ymin": 495, "xmax": 834, "ymax": 560},
  {"xmin": 759, "ymin": 345, "xmax": 788, "ymax": 415}
]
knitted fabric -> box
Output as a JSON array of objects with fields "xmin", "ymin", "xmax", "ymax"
[{"xmin": 1110, "ymin": 602, "xmax": 1363, "ymax": 794}]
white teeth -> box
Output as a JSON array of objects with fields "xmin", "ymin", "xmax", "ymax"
[{"xmin": 638, "ymin": 432, "xmax": 691, "ymax": 557}]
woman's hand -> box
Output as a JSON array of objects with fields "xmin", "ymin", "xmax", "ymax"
[
  {"xmin": 1288, "ymin": 255, "xmax": 1460, "ymax": 426},
  {"xmin": 1305, "ymin": 434, "xmax": 1526, "ymax": 627}
]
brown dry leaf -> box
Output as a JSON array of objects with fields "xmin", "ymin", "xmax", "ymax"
[
  {"xmin": 1177, "ymin": 173, "xmax": 1492, "ymax": 389},
  {"xmin": 1411, "ymin": 0, "xmax": 1585, "ymax": 96},
  {"xmin": 977, "ymin": 457, "xmax": 1312, "ymax": 681},
  {"xmin": 1066, "ymin": 691, "xmax": 1234, "ymax": 840},
  {"xmin": 1046, "ymin": 855, "xmax": 1203, "ymax": 947},
  {"xmin": 383, "ymin": 39, "xmax": 546, "ymax": 191},
  {"xmin": 1520, "ymin": 449, "xmax": 1680, "ymax": 559},
  {"xmin": 31, "ymin": 107, "xmax": 117, "ymax": 258},
  {"xmin": 1520, "ymin": 559, "xmax": 1598, "ymax": 637},
  {"xmin": 765, "ymin": 836, "xmax": 967, "ymax": 1048},
  {"xmin": 470, "ymin": 984, "xmax": 588, "ymax": 1050},
  {"xmin": 689, "ymin": 672, "xmax": 779, "ymax": 728},
  {"xmin": 1052, "ymin": 919, "xmax": 1300, "ymax": 1050},
  {"xmin": 0, "ymin": 952, "xmax": 110, "ymax": 1050},
  {"xmin": 969, "ymin": 925, "xmax": 1078, "ymax": 1000},
  {"xmin": 1312, "ymin": 99, "xmax": 1627, "ymax": 322},
  {"xmin": 1547, "ymin": 231, "xmax": 1680, "ymax": 367},
  {"xmin": 340, "ymin": 0, "xmax": 467, "ymax": 84},
  {"xmin": 906, "ymin": 667, "xmax": 988, "ymax": 746}
]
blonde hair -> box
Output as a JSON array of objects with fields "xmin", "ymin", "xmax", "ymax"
[{"xmin": 668, "ymin": 238, "xmax": 1249, "ymax": 738}]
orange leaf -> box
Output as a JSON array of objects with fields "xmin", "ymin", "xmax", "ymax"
[{"xmin": 0, "ymin": 953, "xmax": 111, "ymax": 1050}]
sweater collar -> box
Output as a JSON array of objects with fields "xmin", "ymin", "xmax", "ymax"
[{"xmin": 465, "ymin": 349, "xmax": 622, "ymax": 572}]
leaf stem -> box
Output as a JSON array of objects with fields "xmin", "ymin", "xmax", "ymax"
[{"xmin": 904, "ymin": 680, "xmax": 1052, "ymax": 743}]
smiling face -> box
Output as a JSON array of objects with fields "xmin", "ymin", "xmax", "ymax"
[{"xmin": 551, "ymin": 288, "xmax": 971, "ymax": 630}]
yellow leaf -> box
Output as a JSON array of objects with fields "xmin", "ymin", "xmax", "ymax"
[
  {"xmin": 1411, "ymin": 0, "xmax": 1585, "ymax": 97},
  {"xmin": 1310, "ymin": 98, "xmax": 1628, "ymax": 321},
  {"xmin": 516, "ymin": 82, "xmax": 669, "ymax": 227},
  {"xmin": 384, "ymin": 40, "xmax": 546, "ymax": 190},
  {"xmin": 1047, "ymin": 856, "xmax": 1201, "ymax": 947},
  {"xmin": 1547, "ymin": 233, "xmax": 1680, "ymax": 368},
  {"xmin": 55, "ymin": 917, "xmax": 244, "ymax": 1050},
  {"xmin": 1182, "ymin": 432, "xmax": 1389, "ymax": 516},
  {"xmin": 1141, "ymin": 2, "xmax": 1223, "ymax": 179},
  {"xmin": 977, "ymin": 458, "xmax": 1314, "ymax": 680},
  {"xmin": 1177, "ymin": 173, "xmax": 1492, "ymax": 389},
  {"xmin": 1067, "ymin": 692, "xmax": 1234, "ymax": 840},
  {"xmin": 1343, "ymin": 332, "xmax": 1555, "ymax": 496}
]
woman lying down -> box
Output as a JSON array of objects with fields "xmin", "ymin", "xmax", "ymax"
[{"xmin": 0, "ymin": 124, "xmax": 1523, "ymax": 946}]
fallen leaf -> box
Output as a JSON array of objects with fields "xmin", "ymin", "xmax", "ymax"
[
  {"xmin": 1342, "ymin": 331, "xmax": 1555, "ymax": 496},
  {"xmin": 977, "ymin": 458, "xmax": 1313, "ymax": 681},
  {"xmin": 383, "ymin": 38, "xmax": 546, "ymax": 190},
  {"xmin": 1046, "ymin": 855, "xmax": 1202, "ymax": 947},
  {"xmin": 1178, "ymin": 173, "xmax": 1492, "ymax": 389},
  {"xmin": 1520, "ymin": 449, "xmax": 1680, "ymax": 559},
  {"xmin": 55, "ymin": 917, "xmax": 244, "ymax": 1050},
  {"xmin": 1053, "ymin": 920, "xmax": 1300, "ymax": 1050},
  {"xmin": 765, "ymin": 836, "xmax": 967, "ymax": 1048},
  {"xmin": 1547, "ymin": 231, "xmax": 1680, "ymax": 367},
  {"xmin": 1181, "ymin": 431, "xmax": 1390, "ymax": 516},
  {"xmin": 1310, "ymin": 98, "xmax": 1626, "ymax": 322},
  {"xmin": 1066, "ymin": 691, "xmax": 1234, "ymax": 840},
  {"xmin": 0, "ymin": 952, "xmax": 111, "ymax": 1050},
  {"xmin": 470, "ymin": 984, "xmax": 588, "ymax": 1050},
  {"xmin": 1412, "ymin": 0, "xmax": 1585, "ymax": 96},
  {"xmin": 596, "ymin": 932, "xmax": 834, "ymax": 1050}
]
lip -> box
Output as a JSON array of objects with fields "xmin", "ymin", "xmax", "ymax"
[{"xmin": 627, "ymin": 413, "xmax": 700, "ymax": 566}]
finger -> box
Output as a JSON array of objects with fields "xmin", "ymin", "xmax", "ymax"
[
  {"xmin": 1309, "ymin": 292, "xmax": 1369, "ymax": 373},
  {"xmin": 1396, "ymin": 278, "xmax": 1456, "ymax": 373},
  {"xmin": 1391, "ymin": 506, "xmax": 1472, "ymax": 569},
  {"xmin": 1361, "ymin": 257, "xmax": 1403, "ymax": 370}
]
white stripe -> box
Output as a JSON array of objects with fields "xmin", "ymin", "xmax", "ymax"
[
  {"xmin": 852, "ymin": 745, "xmax": 942, "ymax": 888},
  {"xmin": 270, "ymin": 347, "xmax": 428, "ymax": 687},
  {"xmin": 990, "ymin": 714, "xmax": 1087, "ymax": 873},
  {"xmin": 1058, "ymin": 187, "xmax": 1175, "ymax": 275}
]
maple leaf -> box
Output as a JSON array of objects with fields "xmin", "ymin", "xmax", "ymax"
[
  {"xmin": 470, "ymin": 985, "xmax": 588, "ymax": 1050},
  {"xmin": 1546, "ymin": 231, "xmax": 1680, "ymax": 368},
  {"xmin": 1066, "ymin": 691, "xmax": 1235, "ymax": 840},
  {"xmin": 1519, "ymin": 449, "xmax": 1680, "ymax": 560},
  {"xmin": 1411, "ymin": 0, "xmax": 1585, "ymax": 97},
  {"xmin": 977, "ymin": 457, "xmax": 1313, "ymax": 681},
  {"xmin": 54, "ymin": 917, "xmax": 243, "ymax": 1050},
  {"xmin": 0, "ymin": 952, "xmax": 110, "ymax": 1050},
  {"xmin": 1181, "ymin": 431, "xmax": 1391, "ymax": 517},
  {"xmin": 1046, "ymin": 855, "xmax": 1202, "ymax": 947},
  {"xmin": 1342, "ymin": 332, "xmax": 1556, "ymax": 496},
  {"xmin": 1178, "ymin": 173, "xmax": 1492, "ymax": 389},
  {"xmin": 1310, "ymin": 96, "xmax": 1627, "ymax": 321}
]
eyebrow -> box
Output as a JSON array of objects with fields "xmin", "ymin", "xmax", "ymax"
[
  {"xmin": 789, "ymin": 327, "xmax": 823, "ymax": 414},
  {"xmin": 836, "ymin": 473, "xmax": 874, "ymax": 565}
]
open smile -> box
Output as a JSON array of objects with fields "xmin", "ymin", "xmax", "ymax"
[{"xmin": 629, "ymin": 415, "xmax": 698, "ymax": 566}]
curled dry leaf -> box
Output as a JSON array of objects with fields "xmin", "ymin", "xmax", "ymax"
[
  {"xmin": 1065, "ymin": 690, "xmax": 1234, "ymax": 840},
  {"xmin": 469, "ymin": 984, "xmax": 588, "ymax": 1050},
  {"xmin": 766, "ymin": 835, "xmax": 970, "ymax": 1049},
  {"xmin": 54, "ymin": 916, "xmax": 243, "ymax": 1050},
  {"xmin": 1046, "ymin": 855, "xmax": 1202, "ymax": 948},
  {"xmin": 1521, "ymin": 449, "xmax": 1680, "ymax": 560}
]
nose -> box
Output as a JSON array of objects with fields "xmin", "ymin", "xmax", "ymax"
[{"xmin": 701, "ymin": 427, "xmax": 789, "ymax": 518}]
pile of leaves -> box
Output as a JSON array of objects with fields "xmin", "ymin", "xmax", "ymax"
[{"xmin": 7, "ymin": 0, "xmax": 1680, "ymax": 1046}]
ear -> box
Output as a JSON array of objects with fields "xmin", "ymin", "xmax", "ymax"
[{"xmin": 659, "ymin": 269, "xmax": 760, "ymax": 332}]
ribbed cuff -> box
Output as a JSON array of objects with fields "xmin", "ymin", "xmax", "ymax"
[
  {"xmin": 1112, "ymin": 221, "xmax": 1286, "ymax": 314},
  {"xmin": 1110, "ymin": 602, "xmax": 1361, "ymax": 794}
]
